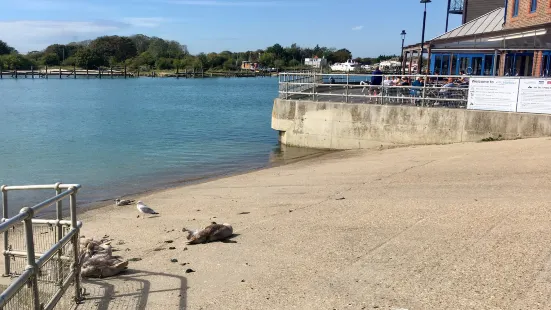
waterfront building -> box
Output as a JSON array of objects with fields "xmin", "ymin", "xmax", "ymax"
[{"xmin": 403, "ymin": 0, "xmax": 551, "ymax": 76}]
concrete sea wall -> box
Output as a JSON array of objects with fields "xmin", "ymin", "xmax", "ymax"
[{"xmin": 271, "ymin": 98, "xmax": 551, "ymax": 149}]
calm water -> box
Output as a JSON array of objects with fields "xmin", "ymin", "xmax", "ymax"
[{"xmin": 0, "ymin": 77, "xmax": 321, "ymax": 214}]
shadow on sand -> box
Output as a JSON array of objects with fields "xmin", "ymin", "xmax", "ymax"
[{"xmin": 76, "ymin": 269, "xmax": 187, "ymax": 310}]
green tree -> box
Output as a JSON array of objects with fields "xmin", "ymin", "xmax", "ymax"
[
  {"xmin": 223, "ymin": 59, "xmax": 236, "ymax": 71},
  {"xmin": 0, "ymin": 40, "xmax": 16, "ymax": 55},
  {"xmin": 155, "ymin": 57, "xmax": 173, "ymax": 70},
  {"xmin": 147, "ymin": 37, "xmax": 169, "ymax": 59},
  {"xmin": 192, "ymin": 58, "xmax": 204, "ymax": 70},
  {"xmin": 62, "ymin": 56, "xmax": 77, "ymax": 66},
  {"xmin": 130, "ymin": 34, "xmax": 151, "ymax": 54},
  {"xmin": 274, "ymin": 59, "xmax": 285, "ymax": 69},
  {"xmin": 259, "ymin": 52, "xmax": 275, "ymax": 67},
  {"xmin": 41, "ymin": 53, "xmax": 60, "ymax": 66},
  {"xmin": 288, "ymin": 59, "xmax": 300, "ymax": 67},
  {"xmin": 0, "ymin": 54, "xmax": 34, "ymax": 69},
  {"xmin": 266, "ymin": 43, "xmax": 284, "ymax": 58},
  {"xmin": 89, "ymin": 36, "xmax": 137, "ymax": 63},
  {"xmin": 331, "ymin": 49, "xmax": 352, "ymax": 63},
  {"xmin": 74, "ymin": 48, "xmax": 104, "ymax": 69}
]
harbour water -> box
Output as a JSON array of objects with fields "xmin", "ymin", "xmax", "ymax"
[{"xmin": 0, "ymin": 77, "xmax": 324, "ymax": 214}]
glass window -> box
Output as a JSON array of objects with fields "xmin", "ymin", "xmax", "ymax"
[
  {"xmin": 542, "ymin": 55, "xmax": 551, "ymax": 77},
  {"xmin": 442, "ymin": 55, "xmax": 450, "ymax": 75},
  {"xmin": 451, "ymin": 55, "xmax": 458, "ymax": 75},
  {"xmin": 459, "ymin": 57, "xmax": 469, "ymax": 74},
  {"xmin": 505, "ymin": 55, "xmax": 515, "ymax": 76},
  {"xmin": 472, "ymin": 57, "xmax": 483, "ymax": 76},
  {"xmin": 531, "ymin": 0, "xmax": 537, "ymax": 12},
  {"xmin": 524, "ymin": 55, "xmax": 534, "ymax": 76},
  {"xmin": 513, "ymin": 0, "xmax": 519, "ymax": 16},
  {"xmin": 434, "ymin": 55, "xmax": 442, "ymax": 74},
  {"xmin": 484, "ymin": 55, "xmax": 494, "ymax": 76}
]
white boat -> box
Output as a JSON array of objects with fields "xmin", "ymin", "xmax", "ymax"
[{"xmin": 330, "ymin": 59, "xmax": 360, "ymax": 72}]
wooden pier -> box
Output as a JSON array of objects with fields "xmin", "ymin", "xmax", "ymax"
[{"xmin": 0, "ymin": 66, "xmax": 275, "ymax": 79}]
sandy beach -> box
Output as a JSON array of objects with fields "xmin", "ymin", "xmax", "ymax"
[{"xmin": 67, "ymin": 137, "xmax": 551, "ymax": 309}]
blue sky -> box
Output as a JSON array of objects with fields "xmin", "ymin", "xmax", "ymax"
[{"xmin": 0, "ymin": 0, "xmax": 462, "ymax": 57}]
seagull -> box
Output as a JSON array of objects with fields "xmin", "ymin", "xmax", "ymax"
[
  {"xmin": 136, "ymin": 201, "xmax": 159, "ymax": 219},
  {"xmin": 115, "ymin": 199, "xmax": 135, "ymax": 206}
]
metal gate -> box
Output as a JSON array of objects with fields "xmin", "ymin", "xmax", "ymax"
[{"xmin": 0, "ymin": 183, "xmax": 82, "ymax": 310}]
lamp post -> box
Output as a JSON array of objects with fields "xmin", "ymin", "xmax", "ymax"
[
  {"xmin": 400, "ymin": 30, "xmax": 407, "ymax": 75},
  {"xmin": 419, "ymin": 0, "xmax": 431, "ymax": 74}
]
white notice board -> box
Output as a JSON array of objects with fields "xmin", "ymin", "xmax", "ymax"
[
  {"xmin": 517, "ymin": 79, "xmax": 551, "ymax": 114},
  {"xmin": 467, "ymin": 78, "xmax": 519, "ymax": 112}
]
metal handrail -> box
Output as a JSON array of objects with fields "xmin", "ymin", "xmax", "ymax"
[
  {"xmin": 0, "ymin": 183, "xmax": 83, "ymax": 309},
  {"xmin": 278, "ymin": 73, "xmax": 472, "ymax": 108}
]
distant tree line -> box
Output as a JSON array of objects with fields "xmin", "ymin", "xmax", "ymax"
[{"xmin": 0, "ymin": 35, "xmax": 393, "ymax": 71}]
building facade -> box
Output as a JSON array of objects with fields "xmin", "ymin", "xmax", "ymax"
[
  {"xmin": 464, "ymin": 0, "xmax": 504, "ymax": 23},
  {"xmin": 304, "ymin": 57, "xmax": 327, "ymax": 68},
  {"xmin": 403, "ymin": 0, "xmax": 551, "ymax": 77}
]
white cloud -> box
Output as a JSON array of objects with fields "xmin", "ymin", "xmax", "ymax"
[
  {"xmin": 167, "ymin": 0, "xmax": 281, "ymax": 6},
  {"xmin": 0, "ymin": 20, "xmax": 125, "ymax": 52},
  {"xmin": 123, "ymin": 17, "xmax": 167, "ymax": 28},
  {"xmin": 352, "ymin": 25, "xmax": 364, "ymax": 31}
]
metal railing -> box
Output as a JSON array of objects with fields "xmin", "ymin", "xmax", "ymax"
[
  {"xmin": 0, "ymin": 183, "xmax": 83, "ymax": 310},
  {"xmin": 278, "ymin": 73, "xmax": 471, "ymax": 108}
]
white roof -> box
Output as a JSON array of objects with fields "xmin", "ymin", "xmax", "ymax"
[{"xmin": 432, "ymin": 8, "xmax": 505, "ymax": 41}]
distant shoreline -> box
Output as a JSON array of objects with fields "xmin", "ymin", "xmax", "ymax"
[{"xmin": 0, "ymin": 68, "xmax": 278, "ymax": 78}]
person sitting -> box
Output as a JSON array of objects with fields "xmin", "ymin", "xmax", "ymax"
[
  {"xmin": 411, "ymin": 76, "xmax": 423, "ymax": 96},
  {"xmin": 439, "ymin": 78, "xmax": 456, "ymax": 93},
  {"xmin": 459, "ymin": 70, "xmax": 469, "ymax": 84}
]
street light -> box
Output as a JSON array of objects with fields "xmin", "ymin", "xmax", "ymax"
[
  {"xmin": 419, "ymin": 0, "xmax": 431, "ymax": 74},
  {"xmin": 400, "ymin": 30, "xmax": 407, "ymax": 75}
]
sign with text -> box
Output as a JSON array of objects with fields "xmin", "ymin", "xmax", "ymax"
[
  {"xmin": 517, "ymin": 79, "xmax": 551, "ymax": 114},
  {"xmin": 467, "ymin": 78, "xmax": 519, "ymax": 112}
]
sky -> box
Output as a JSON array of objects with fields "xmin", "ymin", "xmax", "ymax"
[{"xmin": 0, "ymin": 0, "xmax": 462, "ymax": 57}]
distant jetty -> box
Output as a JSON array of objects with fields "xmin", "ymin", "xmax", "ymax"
[{"xmin": 0, "ymin": 67, "xmax": 276, "ymax": 79}]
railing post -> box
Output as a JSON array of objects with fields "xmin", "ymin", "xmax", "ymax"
[
  {"xmin": 1, "ymin": 186, "xmax": 9, "ymax": 277},
  {"xmin": 69, "ymin": 190, "xmax": 82, "ymax": 303},
  {"xmin": 55, "ymin": 183, "xmax": 63, "ymax": 286},
  {"xmin": 422, "ymin": 74, "xmax": 427, "ymax": 107},
  {"xmin": 381, "ymin": 74, "xmax": 385, "ymax": 105},
  {"xmin": 22, "ymin": 209, "xmax": 40, "ymax": 310},
  {"xmin": 285, "ymin": 74, "xmax": 289, "ymax": 100},
  {"xmin": 345, "ymin": 72, "xmax": 349, "ymax": 103},
  {"xmin": 312, "ymin": 71, "xmax": 317, "ymax": 102}
]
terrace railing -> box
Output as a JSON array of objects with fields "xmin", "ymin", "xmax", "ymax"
[
  {"xmin": 0, "ymin": 183, "xmax": 83, "ymax": 310},
  {"xmin": 278, "ymin": 73, "xmax": 470, "ymax": 109}
]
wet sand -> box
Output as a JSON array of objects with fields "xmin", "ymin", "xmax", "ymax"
[{"xmin": 60, "ymin": 138, "xmax": 551, "ymax": 309}]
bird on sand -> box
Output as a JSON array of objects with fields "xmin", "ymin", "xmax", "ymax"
[
  {"xmin": 115, "ymin": 198, "xmax": 135, "ymax": 206},
  {"xmin": 136, "ymin": 201, "xmax": 159, "ymax": 219}
]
